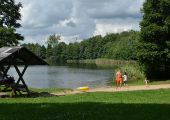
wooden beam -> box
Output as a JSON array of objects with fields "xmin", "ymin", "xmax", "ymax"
[
  {"xmin": 14, "ymin": 65, "xmax": 30, "ymax": 95},
  {"xmin": 0, "ymin": 65, "xmax": 11, "ymax": 79}
]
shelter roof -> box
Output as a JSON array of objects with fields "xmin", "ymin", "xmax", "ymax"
[{"xmin": 0, "ymin": 46, "xmax": 48, "ymax": 65}]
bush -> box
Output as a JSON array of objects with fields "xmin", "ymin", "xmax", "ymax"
[{"xmin": 115, "ymin": 63, "xmax": 146, "ymax": 82}]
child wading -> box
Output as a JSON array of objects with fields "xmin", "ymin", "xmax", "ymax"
[{"xmin": 123, "ymin": 72, "xmax": 128, "ymax": 87}]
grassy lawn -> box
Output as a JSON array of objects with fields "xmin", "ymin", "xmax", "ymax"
[{"xmin": 0, "ymin": 89, "xmax": 170, "ymax": 120}]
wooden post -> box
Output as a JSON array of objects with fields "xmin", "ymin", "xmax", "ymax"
[
  {"xmin": 14, "ymin": 65, "xmax": 30, "ymax": 95},
  {"xmin": 0, "ymin": 65, "xmax": 11, "ymax": 78}
]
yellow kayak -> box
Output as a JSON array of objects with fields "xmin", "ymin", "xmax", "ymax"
[{"xmin": 77, "ymin": 86, "xmax": 89, "ymax": 91}]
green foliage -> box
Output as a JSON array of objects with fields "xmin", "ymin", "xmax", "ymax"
[
  {"xmin": 78, "ymin": 31, "xmax": 139, "ymax": 61},
  {"xmin": 22, "ymin": 43, "xmax": 46, "ymax": 59},
  {"xmin": 47, "ymin": 34, "xmax": 60, "ymax": 47},
  {"xmin": 119, "ymin": 63, "xmax": 145, "ymax": 82},
  {"xmin": 52, "ymin": 42, "xmax": 67, "ymax": 63},
  {"xmin": 137, "ymin": 0, "xmax": 170, "ymax": 78},
  {"xmin": 104, "ymin": 31, "xmax": 139, "ymax": 60},
  {"xmin": 46, "ymin": 44, "xmax": 53, "ymax": 58},
  {"xmin": 51, "ymin": 31, "xmax": 139, "ymax": 64},
  {"xmin": 24, "ymin": 31, "xmax": 140, "ymax": 64},
  {"xmin": 40, "ymin": 45, "xmax": 46, "ymax": 59},
  {"xmin": 0, "ymin": 0, "xmax": 23, "ymax": 47},
  {"xmin": 112, "ymin": 61, "xmax": 145, "ymax": 83}
]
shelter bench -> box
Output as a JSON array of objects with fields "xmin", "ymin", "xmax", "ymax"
[
  {"xmin": 0, "ymin": 77, "xmax": 28, "ymax": 96},
  {"xmin": 0, "ymin": 77, "xmax": 15, "ymax": 90}
]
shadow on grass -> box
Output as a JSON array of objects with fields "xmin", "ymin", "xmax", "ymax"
[
  {"xmin": 150, "ymin": 78, "xmax": 170, "ymax": 82},
  {"xmin": 0, "ymin": 102, "xmax": 169, "ymax": 120},
  {"xmin": 29, "ymin": 92, "xmax": 58, "ymax": 97},
  {"xmin": 0, "ymin": 92, "xmax": 58, "ymax": 98}
]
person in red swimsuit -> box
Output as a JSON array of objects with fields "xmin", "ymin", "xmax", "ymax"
[{"xmin": 115, "ymin": 69, "xmax": 123, "ymax": 88}]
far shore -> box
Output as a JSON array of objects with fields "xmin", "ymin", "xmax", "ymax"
[{"xmin": 67, "ymin": 59, "xmax": 136, "ymax": 67}]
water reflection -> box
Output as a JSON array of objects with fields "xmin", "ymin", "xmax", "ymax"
[{"xmin": 8, "ymin": 65, "xmax": 113, "ymax": 89}]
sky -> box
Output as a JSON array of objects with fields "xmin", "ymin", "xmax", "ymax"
[{"xmin": 16, "ymin": 0, "xmax": 144, "ymax": 44}]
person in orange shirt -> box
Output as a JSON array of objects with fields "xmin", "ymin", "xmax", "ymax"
[{"xmin": 115, "ymin": 69, "xmax": 123, "ymax": 88}]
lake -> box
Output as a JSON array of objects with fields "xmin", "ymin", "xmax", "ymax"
[{"xmin": 8, "ymin": 64, "xmax": 113, "ymax": 89}]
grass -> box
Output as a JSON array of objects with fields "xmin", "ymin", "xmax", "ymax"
[{"xmin": 0, "ymin": 89, "xmax": 170, "ymax": 120}]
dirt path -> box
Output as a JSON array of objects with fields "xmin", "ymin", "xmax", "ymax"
[{"xmin": 52, "ymin": 84, "xmax": 170, "ymax": 96}]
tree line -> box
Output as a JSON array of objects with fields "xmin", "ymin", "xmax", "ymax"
[{"xmin": 22, "ymin": 31, "xmax": 139, "ymax": 64}]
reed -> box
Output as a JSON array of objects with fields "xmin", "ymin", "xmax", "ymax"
[
  {"xmin": 95, "ymin": 59, "xmax": 136, "ymax": 67},
  {"xmin": 115, "ymin": 63, "xmax": 146, "ymax": 82},
  {"xmin": 67, "ymin": 59, "xmax": 136, "ymax": 67}
]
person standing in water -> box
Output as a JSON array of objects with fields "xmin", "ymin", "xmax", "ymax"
[{"xmin": 115, "ymin": 69, "xmax": 123, "ymax": 88}]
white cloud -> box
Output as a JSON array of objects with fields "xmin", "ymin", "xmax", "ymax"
[
  {"xmin": 93, "ymin": 17, "xmax": 140, "ymax": 36},
  {"xmin": 93, "ymin": 24, "xmax": 129, "ymax": 36},
  {"xmin": 59, "ymin": 17, "xmax": 77, "ymax": 27},
  {"xmin": 15, "ymin": 0, "xmax": 145, "ymax": 44},
  {"xmin": 60, "ymin": 35, "xmax": 82, "ymax": 44}
]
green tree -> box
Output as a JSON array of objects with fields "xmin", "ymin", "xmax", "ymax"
[
  {"xmin": 66, "ymin": 43, "xmax": 80, "ymax": 60},
  {"xmin": 40, "ymin": 45, "xmax": 46, "ymax": 59},
  {"xmin": 52, "ymin": 42, "xmax": 67, "ymax": 63},
  {"xmin": 47, "ymin": 34, "xmax": 60, "ymax": 48},
  {"xmin": 22, "ymin": 43, "xmax": 46, "ymax": 59},
  {"xmin": 46, "ymin": 44, "xmax": 53, "ymax": 58},
  {"xmin": 137, "ymin": 0, "xmax": 170, "ymax": 78},
  {"xmin": 105, "ymin": 31, "xmax": 139, "ymax": 60},
  {"xmin": 0, "ymin": 0, "xmax": 24, "ymax": 47}
]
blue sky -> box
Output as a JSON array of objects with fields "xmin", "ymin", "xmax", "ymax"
[{"xmin": 16, "ymin": 0, "xmax": 144, "ymax": 44}]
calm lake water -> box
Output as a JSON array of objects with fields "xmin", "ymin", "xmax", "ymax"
[{"xmin": 8, "ymin": 64, "xmax": 113, "ymax": 89}]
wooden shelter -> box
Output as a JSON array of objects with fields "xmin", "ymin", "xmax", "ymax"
[{"xmin": 0, "ymin": 46, "xmax": 48, "ymax": 96}]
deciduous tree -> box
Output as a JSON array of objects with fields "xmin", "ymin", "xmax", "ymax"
[
  {"xmin": 0, "ymin": 0, "xmax": 23, "ymax": 47},
  {"xmin": 137, "ymin": 0, "xmax": 170, "ymax": 78}
]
